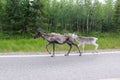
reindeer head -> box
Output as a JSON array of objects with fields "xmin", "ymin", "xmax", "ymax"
[
  {"xmin": 34, "ymin": 32, "xmax": 42, "ymax": 39},
  {"xmin": 34, "ymin": 29, "xmax": 43, "ymax": 39}
]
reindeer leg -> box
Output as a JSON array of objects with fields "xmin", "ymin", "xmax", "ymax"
[
  {"xmin": 73, "ymin": 43, "xmax": 81, "ymax": 56},
  {"xmin": 82, "ymin": 44, "xmax": 85, "ymax": 53},
  {"xmin": 94, "ymin": 43, "xmax": 99, "ymax": 53},
  {"xmin": 51, "ymin": 43, "xmax": 55, "ymax": 57},
  {"xmin": 65, "ymin": 44, "xmax": 72, "ymax": 56},
  {"xmin": 46, "ymin": 43, "xmax": 51, "ymax": 54}
]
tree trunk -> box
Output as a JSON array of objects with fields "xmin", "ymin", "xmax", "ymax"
[
  {"xmin": 86, "ymin": 14, "xmax": 89, "ymax": 33},
  {"xmin": 21, "ymin": 25, "xmax": 27, "ymax": 33},
  {"xmin": 76, "ymin": 19, "xmax": 79, "ymax": 32}
]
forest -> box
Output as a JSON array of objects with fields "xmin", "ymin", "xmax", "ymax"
[
  {"xmin": 0, "ymin": 0, "xmax": 119, "ymax": 34},
  {"xmin": 0, "ymin": 0, "xmax": 120, "ymax": 52}
]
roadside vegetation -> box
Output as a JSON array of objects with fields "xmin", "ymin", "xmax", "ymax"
[
  {"xmin": 0, "ymin": 0, "xmax": 120, "ymax": 53},
  {"xmin": 0, "ymin": 32, "xmax": 119, "ymax": 53}
]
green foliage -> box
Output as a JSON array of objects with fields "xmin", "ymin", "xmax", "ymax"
[
  {"xmin": 113, "ymin": 0, "xmax": 120, "ymax": 32},
  {"xmin": 0, "ymin": 0, "xmax": 119, "ymax": 53},
  {"xmin": 0, "ymin": 32, "xmax": 33, "ymax": 40},
  {"xmin": 0, "ymin": 33, "xmax": 120, "ymax": 52},
  {"xmin": 0, "ymin": 0, "xmax": 119, "ymax": 34},
  {"xmin": 44, "ymin": 0, "xmax": 118, "ymax": 33},
  {"xmin": 0, "ymin": 39, "xmax": 47, "ymax": 52},
  {"xmin": 0, "ymin": 0, "xmax": 48, "ymax": 34}
]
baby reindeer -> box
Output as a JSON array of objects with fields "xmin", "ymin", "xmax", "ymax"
[
  {"xmin": 72, "ymin": 33, "xmax": 99, "ymax": 52},
  {"xmin": 34, "ymin": 30, "xmax": 81, "ymax": 57}
]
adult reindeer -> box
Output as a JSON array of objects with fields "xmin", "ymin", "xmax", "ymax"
[{"xmin": 34, "ymin": 30, "xmax": 81, "ymax": 57}]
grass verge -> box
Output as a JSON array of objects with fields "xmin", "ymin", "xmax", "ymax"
[{"xmin": 0, "ymin": 33, "xmax": 120, "ymax": 53}]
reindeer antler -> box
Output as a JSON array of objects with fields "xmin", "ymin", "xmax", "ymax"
[
  {"xmin": 37, "ymin": 28, "xmax": 41, "ymax": 32},
  {"xmin": 36, "ymin": 28, "xmax": 45, "ymax": 35}
]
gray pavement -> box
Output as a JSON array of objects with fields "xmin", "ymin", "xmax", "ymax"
[{"xmin": 0, "ymin": 52, "xmax": 120, "ymax": 80}]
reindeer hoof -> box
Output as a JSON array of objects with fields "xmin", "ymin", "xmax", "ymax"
[
  {"xmin": 65, "ymin": 54, "xmax": 69, "ymax": 56},
  {"xmin": 79, "ymin": 53, "xmax": 82, "ymax": 56},
  {"xmin": 51, "ymin": 55, "xmax": 54, "ymax": 57}
]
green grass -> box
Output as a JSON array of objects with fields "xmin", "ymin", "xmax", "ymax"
[{"xmin": 0, "ymin": 33, "xmax": 120, "ymax": 53}]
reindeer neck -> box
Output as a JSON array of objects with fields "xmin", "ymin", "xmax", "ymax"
[{"xmin": 41, "ymin": 33, "xmax": 51, "ymax": 42}]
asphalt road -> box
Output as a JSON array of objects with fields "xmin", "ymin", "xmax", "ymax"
[{"xmin": 0, "ymin": 52, "xmax": 120, "ymax": 80}]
